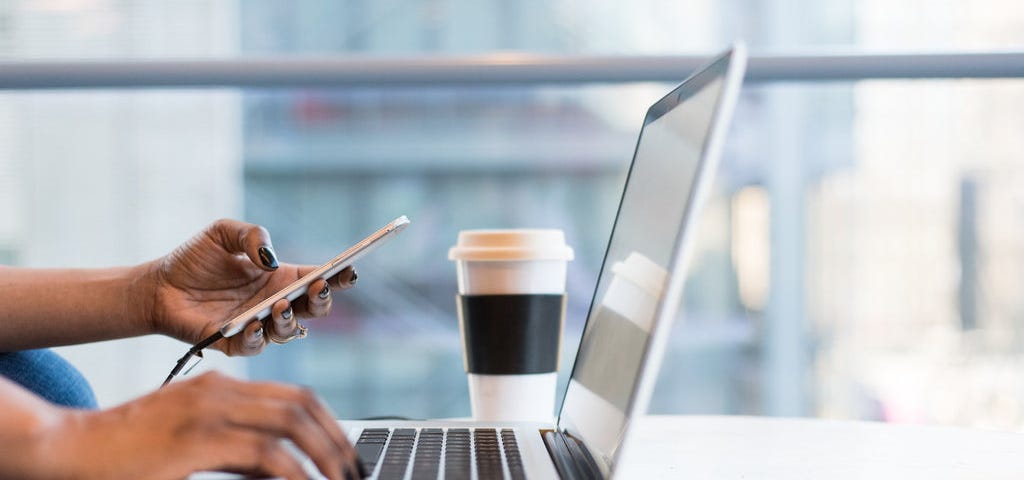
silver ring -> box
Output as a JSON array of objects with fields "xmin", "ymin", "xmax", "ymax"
[{"xmin": 268, "ymin": 322, "xmax": 308, "ymax": 345}]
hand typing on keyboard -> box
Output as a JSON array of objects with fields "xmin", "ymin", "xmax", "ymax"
[{"xmin": 21, "ymin": 371, "xmax": 363, "ymax": 480}]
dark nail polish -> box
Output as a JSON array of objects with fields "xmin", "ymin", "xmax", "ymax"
[
  {"xmin": 349, "ymin": 270, "xmax": 358, "ymax": 284},
  {"xmin": 282, "ymin": 306, "xmax": 293, "ymax": 320},
  {"xmin": 318, "ymin": 284, "xmax": 330, "ymax": 299},
  {"xmin": 356, "ymin": 461, "xmax": 368, "ymax": 477},
  {"xmin": 257, "ymin": 246, "xmax": 279, "ymax": 270}
]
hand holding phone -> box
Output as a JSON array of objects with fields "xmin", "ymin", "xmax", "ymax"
[
  {"xmin": 219, "ymin": 215, "xmax": 411, "ymax": 338},
  {"xmin": 161, "ymin": 215, "xmax": 410, "ymax": 387}
]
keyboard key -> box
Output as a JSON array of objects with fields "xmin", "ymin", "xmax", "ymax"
[
  {"xmin": 354, "ymin": 428, "xmax": 392, "ymax": 474},
  {"xmin": 411, "ymin": 432, "xmax": 442, "ymax": 480},
  {"xmin": 501, "ymin": 430, "xmax": 527, "ymax": 480},
  {"xmin": 474, "ymin": 428, "xmax": 504, "ymax": 479},
  {"xmin": 377, "ymin": 430, "xmax": 416, "ymax": 480},
  {"xmin": 354, "ymin": 443, "xmax": 384, "ymax": 466},
  {"xmin": 359, "ymin": 426, "xmax": 527, "ymax": 480}
]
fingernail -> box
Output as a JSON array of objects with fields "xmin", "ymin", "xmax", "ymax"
[
  {"xmin": 253, "ymin": 327, "xmax": 263, "ymax": 339},
  {"xmin": 318, "ymin": 284, "xmax": 330, "ymax": 299},
  {"xmin": 258, "ymin": 246, "xmax": 279, "ymax": 270},
  {"xmin": 282, "ymin": 306, "xmax": 293, "ymax": 320},
  {"xmin": 349, "ymin": 270, "xmax": 358, "ymax": 285},
  {"xmin": 357, "ymin": 461, "xmax": 368, "ymax": 477}
]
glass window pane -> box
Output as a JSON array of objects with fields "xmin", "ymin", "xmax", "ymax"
[{"xmin": 0, "ymin": 1, "xmax": 1022, "ymax": 432}]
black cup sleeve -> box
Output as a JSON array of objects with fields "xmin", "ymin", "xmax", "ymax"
[{"xmin": 458, "ymin": 294, "xmax": 565, "ymax": 374}]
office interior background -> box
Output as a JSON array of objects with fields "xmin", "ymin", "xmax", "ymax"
[{"xmin": 0, "ymin": 0, "xmax": 1022, "ymax": 431}]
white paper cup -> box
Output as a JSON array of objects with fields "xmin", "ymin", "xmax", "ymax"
[{"xmin": 449, "ymin": 229, "xmax": 573, "ymax": 422}]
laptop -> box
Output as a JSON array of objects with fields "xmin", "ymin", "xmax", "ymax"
[{"xmin": 339, "ymin": 44, "xmax": 747, "ymax": 479}]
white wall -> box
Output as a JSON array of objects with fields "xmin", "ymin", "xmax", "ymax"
[{"xmin": 0, "ymin": 1, "xmax": 246, "ymax": 407}]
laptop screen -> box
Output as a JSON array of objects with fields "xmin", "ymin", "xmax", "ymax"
[{"xmin": 558, "ymin": 50, "xmax": 741, "ymax": 474}]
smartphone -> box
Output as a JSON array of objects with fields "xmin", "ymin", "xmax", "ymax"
[{"xmin": 218, "ymin": 215, "xmax": 411, "ymax": 338}]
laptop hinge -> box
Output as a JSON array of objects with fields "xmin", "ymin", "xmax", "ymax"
[{"xmin": 542, "ymin": 430, "xmax": 603, "ymax": 479}]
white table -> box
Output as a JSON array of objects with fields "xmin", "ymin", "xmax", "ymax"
[
  {"xmin": 616, "ymin": 415, "xmax": 1024, "ymax": 479},
  {"xmin": 194, "ymin": 415, "xmax": 1024, "ymax": 479}
]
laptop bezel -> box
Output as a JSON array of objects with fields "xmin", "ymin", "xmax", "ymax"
[{"xmin": 555, "ymin": 43, "xmax": 748, "ymax": 477}]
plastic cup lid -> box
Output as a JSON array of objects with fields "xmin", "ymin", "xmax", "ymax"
[
  {"xmin": 611, "ymin": 252, "xmax": 668, "ymax": 298},
  {"xmin": 449, "ymin": 229, "xmax": 574, "ymax": 261}
]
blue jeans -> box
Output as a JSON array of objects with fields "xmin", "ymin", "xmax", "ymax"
[{"xmin": 0, "ymin": 349, "xmax": 97, "ymax": 409}]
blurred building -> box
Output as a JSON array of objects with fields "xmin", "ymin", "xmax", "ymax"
[
  {"xmin": 237, "ymin": 0, "xmax": 856, "ymax": 419},
  {"xmin": 0, "ymin": 0, "xmax": 1020, "ymax": 430}
]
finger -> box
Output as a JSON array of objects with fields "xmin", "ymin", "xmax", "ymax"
[
  {"xmin": 330, "ymin": 266, "xmax": 358, "ymax": 291},
  {"xmin": 300, "ymin": 278, "xmax": 332, "ymax": 319},
  {"xmin": 209, "ymin": 218, "xmax": 280, "ymax": 271},
  {"xmin": 225, "ymin": 319, "xmax": 267, "ymax": 357},
  {"xmin": 228, "ymin": 381, "xmax": 355, "ymax": 467},
  {"xmin": 257, "ymin": 439, "xmax": 311, "ymax": 480},
  {"xmin": 344, "ymin": 462, "xmax": 361, "ymax": 480},
  {"xmin": 222, "ymin": 396, "xmax": 345, "ymax": 480},
  {"xmin": 295, "ymin": 265, "xmax": 358, "ymax": 292},
  {"xmin": 203, "ymin": 430, "xmax": 309, "ymax": 480},
  {"xmin": 270, "ymin": 298, "xmax": 298, "ymax": 340}
]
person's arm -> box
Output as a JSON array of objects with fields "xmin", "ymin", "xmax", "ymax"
[
  {"xmin": 0, "ymin": 218, "xmax": 357, "ymax": 354},
  {"xmin": 0, "ymin": 264, "xmax": 152, "ymax": 351},
  {"xmin": 0, "ymin": 375, "xmax": 66, "ymax": 475},
  {"xmin": 0, "ymin": 372, "xmax": 361, "ymax": 480}
]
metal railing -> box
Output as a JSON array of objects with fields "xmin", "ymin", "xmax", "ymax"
[{"xmin": 0, "ymin": 51, "xmax": 1022, "ymax": 89}]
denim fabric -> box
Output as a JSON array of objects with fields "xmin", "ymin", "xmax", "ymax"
[{"xmin": 0, "ymin": 349, "xmax": 98, "ymax": 409}]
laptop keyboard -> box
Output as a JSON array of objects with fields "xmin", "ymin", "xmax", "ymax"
[{"xmin": 355, "ymin": 427, "xmax": 526, "ymax": 479}]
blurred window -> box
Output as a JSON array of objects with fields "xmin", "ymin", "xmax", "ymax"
[{"xmin": 0, "ymin": 0, "xmax": 1021, "ymax": 431}]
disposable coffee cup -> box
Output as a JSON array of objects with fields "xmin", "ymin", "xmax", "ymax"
[{"xmin": 449, "ymin": 229, "xmax": 574, "ymax": 422}]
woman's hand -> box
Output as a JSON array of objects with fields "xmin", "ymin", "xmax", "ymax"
[
  {"xmin": 26, "ymin": 372, "xmax": 362, "ymax": 480},
  {"xmin": 141, "ymin": 219, "xmax": 358, "ymax": 356}
]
